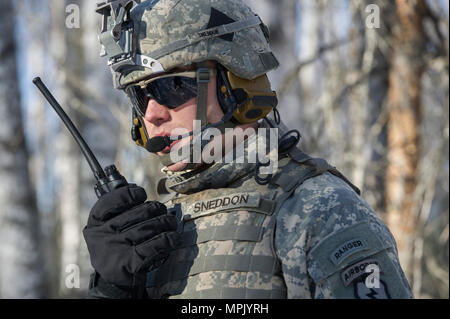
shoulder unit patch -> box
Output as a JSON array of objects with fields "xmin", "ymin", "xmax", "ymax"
[
  {"xmin": 354, "ymin": 279, "xmax": 391, "ymax": 299},
  {"xmin": 340, "ymin": 258, "xmax": 382, "ymax": 286},
  {"xmin": 330, "ymin": 238, "xmax": 368, "ymax": 265}
]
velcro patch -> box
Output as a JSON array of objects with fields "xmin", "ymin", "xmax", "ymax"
[
  {"xmin": 341, "ymin": 259, "xmax": 382, "ymax": 286},
  {"xmin": 330, "ymin": 238, "xmax": 368, "ymax": 265}
]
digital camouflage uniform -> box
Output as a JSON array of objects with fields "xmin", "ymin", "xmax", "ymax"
[
  {"xmin": 144, "ymin": 131, "xmax": 413, "ymax": 299},
  {"xmin": 90, "ymin": 0, "xmax": 413, "ymax": 299}
]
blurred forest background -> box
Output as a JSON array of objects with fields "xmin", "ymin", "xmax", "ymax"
[{"xmin": 0, "ymin": 0, "xmax": 448, "ymax": 298}]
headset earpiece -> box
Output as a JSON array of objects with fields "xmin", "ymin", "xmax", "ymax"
[{"xmin": 217, "ymin": 65, "xmax": 278, "ymax": 124}]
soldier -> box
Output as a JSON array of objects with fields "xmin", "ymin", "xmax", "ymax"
[{"xmin": 83, "ymin": 0, "xmax": 413, "ymax": 299}]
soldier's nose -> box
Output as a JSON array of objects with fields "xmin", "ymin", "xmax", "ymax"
[{"xmin": 144, "ymin": 99, "xmax": 171, "ymax": 126}]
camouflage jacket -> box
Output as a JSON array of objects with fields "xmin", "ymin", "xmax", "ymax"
[
  {"xmin": 141, "ymin": 130, "xmax": 413, "ymax": 299},
  {"xmin": 88, "ymin": 132, "xmax": 413, "ymax": 299},
  {"xmin": 270, "ymin": 152, "xmax": 413, "ymax": 299}
]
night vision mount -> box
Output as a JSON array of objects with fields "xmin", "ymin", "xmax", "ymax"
[
  {"xmin": 96, "ymin": 0, "xmax": 164, "ymax": 75},
  {"xmin": 97, "ymin": 0, "xmax": 137, "ymax": 71}
]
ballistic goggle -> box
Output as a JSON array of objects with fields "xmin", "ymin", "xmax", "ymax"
[{"xmin": 125, "ymin": 69, "xmax": 216, "ymax": 117}]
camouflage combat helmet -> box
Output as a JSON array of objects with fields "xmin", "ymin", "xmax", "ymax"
[
  {"xmin": 96, "ymin": 0, "xmax": 279, "ymax": 89},
  {"xmin": 96, "ymin": 0, "xmax": 280, "ymax": 168}
]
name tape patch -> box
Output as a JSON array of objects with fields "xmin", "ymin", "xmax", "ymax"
[
  {"xmin": 187, "ymin": 192, "xmax": 261, "ymax": 218},
  {"xmin": 197, "ymin": 29, "xmax": 220, "ymax": 39},
  {"xmin": 330, "ymin": 238, "xmax": 368, "ymax": 265},
  {"xmin": 340, "ymin": 258, "xmax": 382, "ymax": 286}
]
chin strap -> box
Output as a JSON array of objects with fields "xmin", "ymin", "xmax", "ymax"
[{"xmin": 196, "ymin": 64, "xmax": 210, "ymax": 127}]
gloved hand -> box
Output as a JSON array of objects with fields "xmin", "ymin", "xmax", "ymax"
[{"xmin": 83, "ymin": 184, "xmax": 180, "ymax": 293}]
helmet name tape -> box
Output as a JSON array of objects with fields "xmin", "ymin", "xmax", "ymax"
[{"xmin": 150, "ymin": 15, "xmax": 263, "ymax": 60}]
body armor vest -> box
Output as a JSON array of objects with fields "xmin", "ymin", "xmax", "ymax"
[{"xmin": 146, "ymin": 148, "xmax": 360, "ymax": 299}]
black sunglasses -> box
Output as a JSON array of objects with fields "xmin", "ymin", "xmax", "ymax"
[{"xmin": 126, "ymin": 69, "xmax": 214, "ymax": 117}]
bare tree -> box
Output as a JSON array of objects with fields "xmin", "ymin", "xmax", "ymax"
[
  {"xmin": 0, "ymin": 0, "xmax": 47, "ymax": 298},
  {"xmin": 385, "ymin": 0, "xmax": 427, "ymax": 282},
  {"xmin": 48, "ymin": 0, "xmax": 85, "ymax": 297}
]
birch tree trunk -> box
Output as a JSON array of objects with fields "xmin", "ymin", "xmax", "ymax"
[
  {"xmin": 295, "ymin": 0, "xmax": 323, "ymax": 154},
  {"xmin": 0, "ymin": 0, "xmax": 47, "ymax": 298},
  {"xmin": 49, "ymin": 0, "xmax": 83, "ymax": 297},
  {"xmin": 20, "ymin": 0, "xmax": 57, "ymax": 298},
  {"xmin": 362, "ymin": 0, "xmax": 394, "ymax": 217},
  {"xmin": 386, "ymin": 0, "xmax": 427, "ymax": 281}
]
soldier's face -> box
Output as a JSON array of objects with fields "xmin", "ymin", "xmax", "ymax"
[{"xmin": 142, "ymin": 66, "xmax": 224, "ymax": 172}]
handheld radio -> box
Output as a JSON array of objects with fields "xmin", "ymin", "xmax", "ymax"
[{"xmin": 32, "ymin": 77, "xmax": 128, "ymax": 198}]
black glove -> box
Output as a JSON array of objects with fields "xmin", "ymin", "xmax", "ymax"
[{"xmin": 83, "ymin": 184, "xmax": 180, "ymax": 295}]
